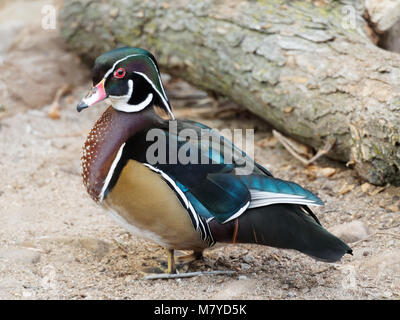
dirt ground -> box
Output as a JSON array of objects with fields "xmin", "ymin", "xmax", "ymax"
[{"xmin": 0, "ymin": 0, "xmax": 399, "ymax": 300}]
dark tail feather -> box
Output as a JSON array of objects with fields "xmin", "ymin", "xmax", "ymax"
[{"xmin": 209, "ymin": 204, "xmax": 352, "ymax": 262}]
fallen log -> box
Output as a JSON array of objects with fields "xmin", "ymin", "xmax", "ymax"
[{"xmin": 59, "ymin": 0, "xmax": 400, "ymax": 185}]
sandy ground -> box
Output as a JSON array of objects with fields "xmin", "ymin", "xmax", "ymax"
[{"xmin": 0, "ymin": 0, "xmax": 399, "ymax": 300}]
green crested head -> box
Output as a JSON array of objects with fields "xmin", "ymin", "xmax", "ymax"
[{"xmin": 77, "ymin": 47, "xmax": 174, "ymax": 119}]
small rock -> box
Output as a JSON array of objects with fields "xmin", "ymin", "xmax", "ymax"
[
  {"xmin": 287, "ymin": 291, "xmax": 296, "ymax": 298},
  {"xmin": 238, "ymin": 275, "xmax": 248, "ymax": 281},
  {"xmin": 329, "ymin": 220, "xmax": 371, "ymax": 243},
  {"xmin": 243, "ymin": 254, "xmax": 254, "ymax": 264},
  {"xmin": 240, "ymin": 263, "xmax": 251, "ymax": 271},
  {"xmin": 361, "ymin": 182, "xmax": 373, "ymax": 193}
]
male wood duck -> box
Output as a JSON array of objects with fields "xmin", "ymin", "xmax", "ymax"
[{"xmin": 77, "ymin": 47, "xmax": 352, "ymax": 274}]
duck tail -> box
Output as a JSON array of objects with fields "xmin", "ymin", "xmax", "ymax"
[{"xmin": 209, "ymin": 204, "xmax": 352, "ymax": 262}]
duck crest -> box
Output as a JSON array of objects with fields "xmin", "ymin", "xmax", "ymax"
[{"xmin": 81, "ymin": 106, "xmax": 158, "ymax": 202}]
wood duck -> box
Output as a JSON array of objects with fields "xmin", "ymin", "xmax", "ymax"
[{"xmin": 77, "ymin": 47, "xmax": 352, "ymax": 274}]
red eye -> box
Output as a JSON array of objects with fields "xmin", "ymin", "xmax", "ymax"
[{"xmin": 114, "ymin": 67, "xmax": 126, "ymax": 79}]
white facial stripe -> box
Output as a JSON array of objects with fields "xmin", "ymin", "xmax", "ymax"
[
  {"xmin": 109, "ymin": 79, "xmax": 154, "ymax": 112},
  {"xmin": 99, "ymin": 142, "xmax": 126, "ymax": 202},
  {"xmin": 133, "ymin": 71, "xmax": 175, "ymax": 120},
  {"xmin": 104, "ymin": 54, "xmax": 141, "ymax": 79},
  {"xmin": 111, "ymin": 93, "xmax": 153, "ymax": 113},
  {"xmin": 146, "ymin": 57, "xmax": 168, "ymax": 101}
]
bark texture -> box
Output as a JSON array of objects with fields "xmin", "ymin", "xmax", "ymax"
[{"xmin": 59, "ymin": 0, "xmax": 400, "ymax": 186}]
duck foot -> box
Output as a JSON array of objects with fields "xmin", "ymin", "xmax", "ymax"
[
  {"xmin": 273, "ymin": 130, "xmax": 335, "ymax": 165},
  {"xmin": 166, "ymin": 248, "xmax": 176, "ymax": 274},
  {"xmin": 144, "ymin": 270, "xmax": 236, "ymax": 280},
  {"xmin": 165, "ymin": 249, "xmax": 203, "ymax": 274},
  {"xmin": 175, "ymin": 250, "xmax": 204, "ymax": 264}
]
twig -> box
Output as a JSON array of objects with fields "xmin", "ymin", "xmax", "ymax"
[
  {"xmin": 48, "ymin": 84, "xmax": 73, "ymax": 119},
  {"xmin": 144, "ymin": 270, "xmax": 236, "ymax": 280},
  {"xmin": 378, "ymin": 223, "xmax": 400, "ymax": 230},
  {"xmin": 273, "ymin": 130, "xmax": 335, "ymax": 165}
]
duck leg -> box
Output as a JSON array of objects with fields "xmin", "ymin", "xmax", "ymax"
[
  {"xmin": 144, "ymin": 249, "xmax": 235, "ymax": 279},
  {"xmin": 167, "ymin": 248, "xmax": 176, "ymax": 274}
]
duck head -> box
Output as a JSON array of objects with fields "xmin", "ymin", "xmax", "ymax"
[{"xmin": 77, "ymin": 47, "xmax": 174, "ymax": 119}]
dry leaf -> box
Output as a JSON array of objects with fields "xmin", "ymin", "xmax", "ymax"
[
  {"xmin": 385, "ymin": 204, "xmax": 400, "ymax": 212},
  {"xmin": 305, "ymin": 165, "xmax": 318, "ymax": 180},
  {"xmin": 270, "ymin": 253, "xmax": 281, "ymax": 262},
  {"xmin": 283, "ymin": 106, "xmax": 294, "ymax": 113},
  {"xmin": 368, "ymin": 185, "xmax": 387, "ymax": 196},
  {"xmin": 314, "ymin": 0, "xmax": 327, "ymax": 7},
  {"xmin": 319, "ymin": 167, "xmax": 337, "ymax": 177},
  {"xmin": 256, "ymin": 136, "xmax": 278, "ymax": 148},
  {"xmin": 346, "ymin": 160, "xmax": 355, "ymax": 167},
  {"xmin": 338, "ymin": 183, "xmax": 355, "ymax": 195},
  {"xmin": 273, "ymin": 130, "xmax": 313, "ymax": 157},
  {"xmin": 305, "ymin": 165, "xmax": 336, "ymax": 178},
  {"xmin": 361, "ymin": 182, "xmax": 373, "ymax": 193}
]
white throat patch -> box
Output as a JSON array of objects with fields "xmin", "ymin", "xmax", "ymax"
[{"xmin": 108, "ymin": 79, "xmax": 154, "ymax": 113}]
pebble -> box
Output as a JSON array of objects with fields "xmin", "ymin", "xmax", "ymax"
[
  {"xmin": 240, "ymin": 263, "xmax": 251, "ymax": 271},
  {"xmin": 329, "ymin": 220, "xmax": 371, "ymax": 243},
  {"xmin": 243, "ymin": 254, "xmax": 254, "ymax": 264},
  {"xmin": 238, "ymin": 275, "xmax": 248, "ymax": 281}
]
